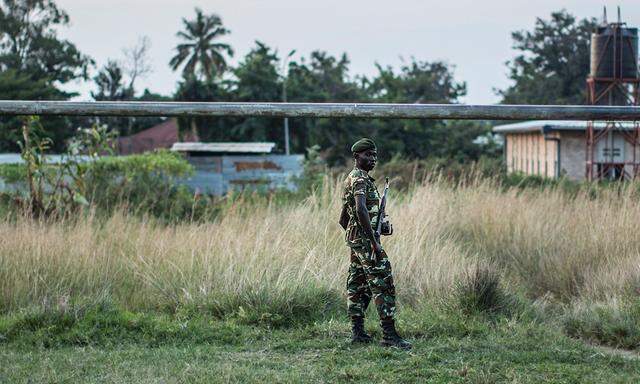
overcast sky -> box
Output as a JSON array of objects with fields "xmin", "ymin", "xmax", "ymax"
[{"xmin": 55, "ymin": 0, "xmax": 640, "ymax": 104}]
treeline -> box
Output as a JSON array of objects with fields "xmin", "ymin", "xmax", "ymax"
[{"xmin": 0, "ymin": 1, "xmax": 596, "ymax": 164}]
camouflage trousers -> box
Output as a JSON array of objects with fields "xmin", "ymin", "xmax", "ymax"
[{"xmin": 346, "ymin": 245, "xmax": 396, "ymax": 322}]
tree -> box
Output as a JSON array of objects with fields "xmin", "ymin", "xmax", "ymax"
[
  {"xmin": 169, "ymin": 8, "xmax": 233, "ymax": 81},
  {"xmin": 0, "ymin": 0, "xmax": 93, "ymax": 152},
  {"xmin": 362, "ymin": 59, "xmax": 468, "ymax": 161},
  {"xmin": 123, "ymin": 36, "xmax": 152, "ymax": 93},
  {"xmin": 368, "ymin": 60, "xmax": 466, "ymax": 104},
  {"xmin": 497, "ymin": 10, "xmax": 597, "ymax": 105},
  {"xmin": 0, "ymin": 0, "xmax": 92, "ymax": 88},
  {"xmin": 91, "ymin": 60, "xmax": 132, "ymax": 101},
  {"xmin": 91, "ymin": 37, "xmax": 158, "ymax": 137},
  {"xmin": 174, "ymin": 75, "xmax": 230, "ymax": 141},
  {"xmin": 286, "ymin": 51, "xmax": 368, "ymax": 162},
  {"xmin": 0, "ymin": 69, "xmax": 62, "ymax": 151},
  {"xmin": 230, "ymin": 41, "xmax": 282, "ymax": 143},
  {"xmin": 90, "ymin": 61, "xmax": 135, "ymax": 136}
]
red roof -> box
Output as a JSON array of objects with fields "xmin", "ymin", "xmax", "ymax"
[{"xmin": 116, "ymin": 118, "xmax": 199, "ymax": 155}]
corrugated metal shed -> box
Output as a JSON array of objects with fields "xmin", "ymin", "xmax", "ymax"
[
  {"xmin": 171, "ymin": 142, "xmax": 276, "ymax": 154},
  {"xmin": 179, "ymin": 154, "xmax": 303, "ymax": 195},
  {"xmin": 171, "ymin": 141, "xmax": 303, "ymax": 195}
]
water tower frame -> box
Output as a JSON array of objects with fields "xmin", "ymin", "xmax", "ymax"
[{"xmin": 586, "ymin": 20, "xmax": 640, "ymax": 181}]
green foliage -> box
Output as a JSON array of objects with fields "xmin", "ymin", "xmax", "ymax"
[
  {"xmin": 368, "ymin": 60, "xmax": 467, "ymax": 103},
  {"xmin": 87, "ymin": 150, "xmax": 192, "ymax": 178},
  {"xmin": 564, "ymin": 300, "xmax": 640, "ymax": 350},
  {"xmin": 0, "ymin": 0, "xmax": 92, "ymax": 85},
  {"xmin": 174, "ymin": 75, "xmax": 228, "ymax": 141},
  {"xmin": 83, "ymin": 150, "xmax": 202, "ymax": 221},
  {"xmin": 0, "ymin": 0, "xmax": 93, "ymax": 152},
  {"xmin": 0, "ymin": 120, "xmax": 207, "ymax": 221},
  {"xmin": 14, "ymin": 118, "xmax": 117, "ymax": 217},
  {"xmin": 372, "ymin": 155, "xmax": 504, "ymax": 190},
  {"xmin": 498, "ymin": 10, "xmax": 597, "ymax": 104},
  {"xmin": 171, "ymin": 41, "xmax": 492, "ymax": 165},
  {"xmin": 0, "ymin": 163, "xmax": 24, "ymax": 183},
  {"xmin": 227, "ymin": 41, "xmax": 283, "ymax": 144},
  {"xmin": 0, "ymin": 69, "xmax": 75, "ymax": 152}
]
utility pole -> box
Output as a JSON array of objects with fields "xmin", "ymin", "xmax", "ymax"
[{"xmin": 281, "ymin": 49, "xmax": 296, "ymax": 155}]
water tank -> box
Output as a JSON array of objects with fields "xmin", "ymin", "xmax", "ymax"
[{"xmin": 590, "ymin": 25, "xmax": 639, "ymax": 79}]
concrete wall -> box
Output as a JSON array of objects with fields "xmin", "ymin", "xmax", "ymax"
[{"xmin": 559, "ymin": 132, "xmax": 585, "ymax": 180}]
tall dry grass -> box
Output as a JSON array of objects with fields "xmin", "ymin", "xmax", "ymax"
[{"xmin": 1, "ymin": 177, "xmax": 640, "ymax": 320}]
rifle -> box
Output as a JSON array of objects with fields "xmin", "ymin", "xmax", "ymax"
[{"xmin": 375, "ymin": 177, "xmax": 392, "ymax": 240}]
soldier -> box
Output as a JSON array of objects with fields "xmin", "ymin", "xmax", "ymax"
[{"xmin": 339, "ymin": 138, "xmax": 412, "ymax": 350}]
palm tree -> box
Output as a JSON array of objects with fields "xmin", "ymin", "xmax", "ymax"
[{"xmin": 169, "ymin": 8, "xmax": 234, "ymax": 81}]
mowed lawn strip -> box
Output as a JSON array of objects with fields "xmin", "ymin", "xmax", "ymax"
[{"xmin": 1, "ymin": 320, "xmax": 639, "ymax": 383}]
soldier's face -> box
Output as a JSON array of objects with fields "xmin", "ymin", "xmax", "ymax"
[{"xmin": 355, "ymin": 149, "xmax": 377, "ymax": 171}]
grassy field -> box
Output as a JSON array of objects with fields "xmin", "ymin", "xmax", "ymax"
[
  {"xmin": 2, "ymin": 321, "xmax": 640, "ymax": 383},
  {"xmin": 2, "ymin": 178, "xmax": 640, "ymax": 382}
]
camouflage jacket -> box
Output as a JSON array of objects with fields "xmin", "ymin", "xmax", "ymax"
[{"xmin": 342, "ymin": 167, "xmax": 380, "ymax": 248}]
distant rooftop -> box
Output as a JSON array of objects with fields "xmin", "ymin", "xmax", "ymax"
[
  {"xmin": 171, "ymin": 142, "xmax": 276, "ymax": 154},
  {"xmin": 493, "ymin": 120, "xmax": 639, "ymax": 134}
]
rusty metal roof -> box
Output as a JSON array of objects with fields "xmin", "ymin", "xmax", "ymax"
[
  {"xmin": 171, "ymin": 142, "xmax": 276, "ymax": 154},
  {"xmin": 493, "ymin": 120, "xmax": 638, "ymax": 134},
  {"xmin": 117, "ymin": 118, "xmax": 199, "ymax": 155}
]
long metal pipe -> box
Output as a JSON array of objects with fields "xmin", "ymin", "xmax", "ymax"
[{"xmin": 1, "ymin": 100, "xmax": 640, "ymax": 120}]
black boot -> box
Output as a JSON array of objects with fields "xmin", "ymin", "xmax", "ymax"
[
  {"xmin": 380, "ymin": 319, "xmax": 412, "ymax": 350},
  {"xmin": 350, "ymin": 317, "xmax": 373, "ymax": 344}
]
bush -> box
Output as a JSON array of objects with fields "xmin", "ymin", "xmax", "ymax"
[
  {"xmin": 84, "ymin": 150, "xmax": 203, "ymax": 221},
  {"xmin": 0, "ymin": 164, "xmax": 26, "ymax": 184},
  {"xmin": 374, "ymin": 155, "xmax": 504, "ymax": 191},
  {"xmin": 453, "ymin": 264, "xmax": 525, "ymax": 319}
]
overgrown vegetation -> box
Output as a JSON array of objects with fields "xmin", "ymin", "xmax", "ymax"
[{"xmin": 2, "ymin": 174, "xmax": 640, "ymax": 357}]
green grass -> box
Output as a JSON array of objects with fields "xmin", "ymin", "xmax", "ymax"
[
  {"xmin": 1, "ymin": 319, "xmax": 638, "ymax": 383},
  {"xmin": 1, "ymin": 304, "xmax": 639, "ymax": 383}
]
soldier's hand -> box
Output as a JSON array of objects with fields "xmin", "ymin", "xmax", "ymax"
[{"xmin": 372, "ymin": 241, "xmax": 384, "ymax": 262}]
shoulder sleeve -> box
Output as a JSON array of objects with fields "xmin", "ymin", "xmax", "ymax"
[{"xmin": 350, "ymin": 171, "xmax": 367, "ymax": 196}]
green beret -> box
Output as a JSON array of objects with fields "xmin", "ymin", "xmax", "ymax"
[{"xmin": 351, "ymin": 138, "xmax": 376, "ymax": 153}]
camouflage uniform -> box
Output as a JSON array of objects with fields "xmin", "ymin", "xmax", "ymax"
[{"xmin": 343, "ymin": 167, "xmax": 396, "ymax": 322}]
